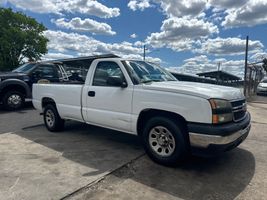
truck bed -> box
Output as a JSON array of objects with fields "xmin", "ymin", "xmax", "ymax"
[{"xmin": 32, "ymin": 83, "xmax": 84, "ymax": 122}]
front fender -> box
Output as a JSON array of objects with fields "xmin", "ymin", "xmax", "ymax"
[{"xmin": 0, "ymin": 79, "xmax": 31, "ymax": 98}]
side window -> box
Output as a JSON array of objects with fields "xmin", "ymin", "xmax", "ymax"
[
  {"xmin": 93, "ymin": 61, "xmax": 124, "ymax": 87},
  {"xmin": 32, "ymin": 65, "xmax": 59, "ymax": 80},
  {"xmin": 63, "ymin": 63, "xmax": 88, "ymax": 83}
]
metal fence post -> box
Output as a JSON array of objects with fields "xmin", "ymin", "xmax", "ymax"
[{"xmin": 244, "ymin": 36, "xmax": 249, "ymax": 96}]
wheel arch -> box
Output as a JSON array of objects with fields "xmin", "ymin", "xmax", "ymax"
[
  {"xmin": 0, "ymin": 79, "xmax": 31, "ymax": 98},
  {"xmin": 43, "ymin": 99, "xmax": 65, "ymax": 132},
  {"xmin": 42, "ymin": 97, "xmax": 57, "ymax": 110},
  {"xmin": 0, "ymin": 80, "xmax": 30, "ymax": 99},
  {"xmin": 136, "ymin": 109, "xmax": 188, "ymax": 136}
]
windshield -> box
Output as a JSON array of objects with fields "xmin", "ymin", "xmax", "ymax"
[
  {"xmin": 12, "ymin": 63, "xmax": 36, "ymax": 73},
  {"xmin": 126, "ymin": 61, "xmax": 177, "ymax": 84},
  {"xmin": 261, "ymin": 79, "xmax": 267, "ymax": 83}
]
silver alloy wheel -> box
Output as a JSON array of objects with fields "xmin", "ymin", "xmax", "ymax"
[
  {"xmin": 45, "ymin": 109, "xmax": 55, "ymax": 128},
  {"xmin": 7, "ymin": 94, "xmax": 22, "ymax": 107},
  {"xmin": 149, "ymin": 126, "xmax": 176, "ymax": 157}
]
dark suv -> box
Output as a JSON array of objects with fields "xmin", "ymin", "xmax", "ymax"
[
  {"xmin": 0, "ymin": 62, "xmax": 63, "ymax": 110},
  {"xmin": 0, "ymin": 54, "xmax": 113, "ymax": 110}
]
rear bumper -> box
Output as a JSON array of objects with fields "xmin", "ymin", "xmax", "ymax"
[{"xmin": 188, "ymin": 113, "xmax": 251, "ymax": 155}]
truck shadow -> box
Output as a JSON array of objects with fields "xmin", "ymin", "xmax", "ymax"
[
  {"xmin": 0, "ymin": 101, "xmax": 33, "ymax": 114},
  {"xmin": 20, "ymin": 121, "xmax": 143, "ymax": 175},
  {"xmin": 113, "ymin": 149, "xmax": 255, "ymax": 200},
  {"xmin": 18, "ymin": 121, "xmax": 255, "ymax": 200}
]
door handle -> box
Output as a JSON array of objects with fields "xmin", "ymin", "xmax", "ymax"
[{"xmin": 88, "ymin": 91, "xmax": 95, "ymax": 97}]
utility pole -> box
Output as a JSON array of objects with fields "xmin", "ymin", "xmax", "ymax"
[
  {"xmin": 143, "ymin": 45, "xmax": 146, "ymax": 61},
  {"xmin": 217, "ymin": 62, "xmax": 221, "ymax": 84},
  {"xmin": 244, "ymin": 36, "xmax": 249, "ymax": 96},
  {"xmin": 217, "ymin": 62, "xmax": 221, "ymax": 71},
  {"xmin": 143, "ymin": 45, "xmax": 159, "ymax": 61}
]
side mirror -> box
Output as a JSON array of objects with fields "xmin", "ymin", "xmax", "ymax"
[{"xmin": 107, "ymin": 76, "xmax": 128, "ymax": 88}]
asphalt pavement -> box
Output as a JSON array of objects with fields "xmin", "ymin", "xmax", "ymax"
[{"xmin": 0, "ymin": 98, "xmax": 267, "ymax": 200}]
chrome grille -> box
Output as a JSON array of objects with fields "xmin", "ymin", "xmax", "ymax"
[{"xmin": 231, "ymin": 99, "xmax": 247, "ymax": 122}]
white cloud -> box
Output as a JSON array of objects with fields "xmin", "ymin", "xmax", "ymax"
[
  {"xmin": 127, "ymin": 0, "xmax": 267, "ymax": 29},
  {"xmin": 41, "ymin": 52, "xmax": 73, "ymax": 61},
  {"xmin": 8, "ymin": 0, "xmax": 59, "ymax": 14},
  {"xmin": 60, "ymin": 0, "xmax": 120, "ymax": 18},
  {"xmin": 122, "ymin": 54, "xmax": 161, "ymax": 63},
  {"xmin": 220, "ymin": 60, "xmax": 245, "ymax": 78},
  {"xmin": 52, "ymin": 17, "xmax": 116, "ymax": 35},
  {"xmin": 43, "ymin": 30, "xmax": 161, "ymax": 63},
  {"xmin": 184, "ymin": 55, "xmax": 210, "ymax": 63},
  {"xmin": 130, "ymin": 33, "xmax": 138, "ymax": 39},
  {"xmin": 209, "ymin": 0, "xmax": 249, "ymax": 10},
  {"xmin": 146, "ymin": 17, "xmax": 218, "ymax": 51},
  {"xmin": 128, "ymin": 0, "xmax": 151, "ymax": 11},
  {"xmin": 222, "ymin": 0, "xmax": 267, "ymax": 28},
  {"xmin": 250, "ymin": 51, "xmax": 267, "ymax": 61},
  {"xmin": 173, "ymin": 55, "xmax": 245, "ymax": 78},
  {"xmin": 128, "ymin": 0, "xmax": 207, "ymax": 18},
  {"xmin": 196, "ymin": 37, "xmax": 264, "ymax": 56},
  {"xmin": 154, "ymin": 0, "xmax": 207, "ymax": 18},
  {"xmin": 7, "ymin": 0, "xmax": 120, "ymax": 18},
  {"xmin": 44, "ymin": 30, "xmax": 140, "ymax": 54},
  {"xmin": 134, "ymin": 41, "xmax": 145, "ymax": 47}
]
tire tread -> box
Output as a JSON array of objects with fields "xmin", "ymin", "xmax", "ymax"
[{"xmin": 44, "ymin": 104, "xmax": 65, "ymax": 132}]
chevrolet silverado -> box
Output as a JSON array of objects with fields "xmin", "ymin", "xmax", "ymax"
[{"xmin": 32, "ymin": 57, "xmax": 251, "ymax": 165}]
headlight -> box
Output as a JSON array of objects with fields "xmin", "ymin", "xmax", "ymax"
[{"xmin": 209, "ymin": 99, "xmax": 233, "ymax": 124}]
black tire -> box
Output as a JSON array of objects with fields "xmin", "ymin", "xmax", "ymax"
[
  {"xmin": 2, "ymin": 90, "xmax": 25, "ymax": 111},
  {"xmin": 43, "ymin": 104, "xmax": 65, "ymax": 132},
  {"xmin": 142, "ymin": 116, "xmax": 190, "ymax": 166}
]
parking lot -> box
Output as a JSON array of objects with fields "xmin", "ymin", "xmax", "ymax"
[{"xmin": 0, "ymin": 100, "xmax": 267, "ymax": 200}]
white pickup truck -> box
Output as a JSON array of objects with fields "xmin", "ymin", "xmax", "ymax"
[{"xmin": 32, "ymin": 57, "xmax": 251, "ymax": 165}]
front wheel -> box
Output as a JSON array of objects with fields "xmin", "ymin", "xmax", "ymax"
[
  {"xmin": 2, "ymin": 90, "xmax": 25, "ymax": 110},
  {"xmin": 142, "ymin": 117, "xmax": 189, "ymax": 166},
  {"xmin": 43, "ymin": 104, "xmax": 65, "ymax": 132}
]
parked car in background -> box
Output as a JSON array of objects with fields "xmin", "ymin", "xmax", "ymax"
[
  {"xmin": 0, "ymin": 62, "xmax": 67, "ymax": 110},
  {"xmin": 33, "ymin": 56, "xmax": 251, "ymax": 166},
  {"xmin": 257, "ymin": 78, "xmax": 267, "ymax": 95}
]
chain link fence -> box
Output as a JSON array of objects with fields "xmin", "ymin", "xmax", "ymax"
[{"xmin": 244, "ymin": 63, "xmax": 265, "ymax": 97}]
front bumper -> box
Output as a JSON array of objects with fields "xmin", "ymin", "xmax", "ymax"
[
  {"xmin": 257, "ymin": 87, "xmax": 267, "ymax": 94},
  {"xmin": 188, "ymin": 112, "xmax": 251, "ymax": 155}
]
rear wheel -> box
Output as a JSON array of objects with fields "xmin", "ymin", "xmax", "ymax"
[
  {"xmin": 142, "ymin": 117, "xmax": 189, "ymax": 166},
  {"xmin": 43, "ymin": 104, "xmax": 65, "ymax": 132},
  {"xmin": 2, "ymin": 90, "xmax": 25, "ymax": 111}
]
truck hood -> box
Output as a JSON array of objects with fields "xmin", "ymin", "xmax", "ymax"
[
  {"xmin": 142, "ymin": 81, "xmax": 244, "ymax": 100},
  {"xmin": 0, "ymin": 72, "xmax": 27, "ymax": 80}
]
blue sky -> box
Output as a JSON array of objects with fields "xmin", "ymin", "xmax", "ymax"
[{"xmin": 1, "ymin": 0, "xmax": 267, "ymax": 77}]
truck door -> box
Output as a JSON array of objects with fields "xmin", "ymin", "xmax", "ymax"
[{"xmin": 83, "ymin": 61, "xmax": 133, "ymax": 133}]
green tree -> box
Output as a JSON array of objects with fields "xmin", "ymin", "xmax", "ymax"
[
  {"xmin": 0, "ymin": 8, "xmax": 48, "ymax": 71},
  {"xmin": 263, "ymin": 58, "xmax": 267, "ymax": 73}
]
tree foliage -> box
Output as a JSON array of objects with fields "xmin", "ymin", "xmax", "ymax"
[
  {"xmin": 0, "ymin": 8, "xmax": 48, "ymax": 71},
  {"xmin": 262, "ymin": 58, "xmax": 267, "ymax": 73}
]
